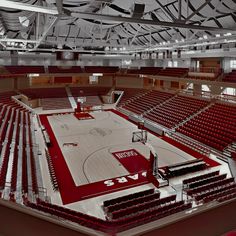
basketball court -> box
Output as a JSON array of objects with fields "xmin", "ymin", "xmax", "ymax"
[{"xmin": 39, "ymin": 109, "xmax": 220, "ymax": 206}]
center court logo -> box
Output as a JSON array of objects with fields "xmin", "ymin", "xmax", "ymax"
[{"xmin": 114, "ymin": 150, "xmax": 139, "ymax": 159}]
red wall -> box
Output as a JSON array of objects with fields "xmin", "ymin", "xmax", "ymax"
[{"xmin": 0, "ymin": 199, "xmax": 236, "ymax": 236}]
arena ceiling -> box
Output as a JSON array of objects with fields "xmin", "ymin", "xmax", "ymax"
[{"xmin": 0, "ymin": 0, "xmax": 235, "ymax": 54}]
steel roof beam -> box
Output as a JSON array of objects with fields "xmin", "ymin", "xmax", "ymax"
[
  {"xmin": 185, "ymin": 0, "xmax": 214, "ymax": 22},
  {"xmin": 154, "ymin": 0, "xmax": 176, "ymax": 21},
  {"xmin": 71, "ymin": 11, "xmax": 236, "ymax": 32},
  {"xmin": 0, "ymin": 0, "xmax": 58, "ymax": 15}
]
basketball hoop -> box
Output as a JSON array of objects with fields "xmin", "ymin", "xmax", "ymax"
[{"xmin": 132, "ymin": 130, "xmax": 147, "ymax": 144}]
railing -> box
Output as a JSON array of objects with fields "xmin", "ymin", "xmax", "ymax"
[
  {"xmin": 217, "ymin": 94, "xmax": 236, "ymax": 103},
  {"xmin": 189, "ymin": 67, "xmax": 222, "ymax": 74},
  {"xmin": 180, "ymin": 89, "xmax": 215, "ymax": 99}
]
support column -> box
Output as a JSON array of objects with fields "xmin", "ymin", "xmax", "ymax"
[
  {"xmin": 193, "ymin": 83, "xmax": 202, "ymax": 95},
  {"xmin": 103, "ymin": 59, "xmax": 109, "ymax": 67},
  {"xmin": 178, "ymin": 0, "xmax": 182, "ymax": 20},
  {"xmin": 210, "ymin": 85, "xmax": 224, "ymax": 96},
  {"xmin": 163, "ymin": 80, "xmax": 171, "ymax": 89},
  {"xmin": 10, "ymin": 51, "xmax": 18, "ymax": 66}
]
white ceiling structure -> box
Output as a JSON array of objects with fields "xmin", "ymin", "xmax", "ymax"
[{"xmin": 0, "ymin": 0, "xmax": 235, "ymax": 54}]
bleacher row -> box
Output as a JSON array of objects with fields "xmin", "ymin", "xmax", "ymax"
[
  {"xmin": 6, "ymin": 65, "xmax": 236, "ymax": 85},
  {"xmin": 20, "ymin": 87, "xmax": 109, "ymax": 98},
  {"xmin": 123, "ymin": 90, "xmax": 173, "ymax": 115},
  {"xmin": 0, "ymin": 89, "xmax": 233, "ymax": 233},
  {"xmin": 116, "ymin": 88, "xmax": 148, "ymax": 107},
  {"xmin": 19, "ymin": 87, "xmax": 110, "ymax": 110},
  {"xmin": 70, "ymin": 86, "xmax": 110, "ymax": 97},
  {"xmin": 183, "ymin": 171, "xmax": 236, "ymax": 203},
  {"xmin": 4, "ymin": 66, "xmax": 189, "ymax": 77},
  {"xmin": 157, "ymin": 67, "xmax": 189, "ymax": 77},
  {"xmin": 24, "ymin": 188, "xmax": 192, "ymax": 233},
  {"xmin": 177, "ymin": 103, "xmax": 236, "ymax": 151},
  {"xmin": 4, "ymin": 66, "xmax": 119, "ymax": 74},
  {"xmin": 0, "ymin": 92, "xmax": 39, "ymax": 198},
  {"xmin": 223, "ymin": 70, "xmax": 236, "ymax": 83},
  {"xmin": 107, "ymin": 194, "xmax": 176, "ymax": 220},
  {"xmin": 144, "ymin": 95, "xmax": 208, "ymax": 128},
  {"xmin": 45, "ymin": 149, "xmax": 58, "ymax": 191},
  {"xmin": 40, "ymin": 97, "xmax": 72, "ymax": 110},
  {"xmin": 118, "ymin": 88, "xmax": 236, "ymax": 152},
  {"xmin": 105, "ymin": 192, "xmax": 161, "ymax": 216},
  {"xmin": 126, "ymin": 67, "xmax": 189, "ymax": 77},
  {"xmin": 119, "ymin": 89, "xmax": 209, "ymax": 128},
  {"xmin": 20, "ymin": 88, "xmax": 68, "ymax": 99},
  {"xmin": 126, "ymin": 67, "xmax": 161, "ymax": 75},
  {"xmin": 186, "ymin": 76, "xmax": 217, "ymax": 81},
  {"xmin": 25, "ymin": 176, "xmax": 236, "ymax": 233}
]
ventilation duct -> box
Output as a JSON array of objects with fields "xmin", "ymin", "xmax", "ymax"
[
  {"xmin": 132, "ymin": 4, "xmax": 145, "ymax": 19},
  {"xmin": 0, "ymin": 18, "xmax": 6, "ymax": 36}
]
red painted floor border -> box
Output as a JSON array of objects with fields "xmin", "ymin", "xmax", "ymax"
[{"xmin": 162, "ymin": 136, "xmax": 220, "ymax": 167}]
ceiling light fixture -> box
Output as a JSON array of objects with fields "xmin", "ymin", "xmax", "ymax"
[
  {"xmin": 224, "ymin": 32, "xmax": 232, "ymax": 36},
  {"xmin": 19, "ymin": 16, "xmax": 30, "ymax": 27}
]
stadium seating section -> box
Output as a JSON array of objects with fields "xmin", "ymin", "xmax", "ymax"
[
  {"xmin": 5, "ymin": 66, "xmax": 45, "ymax": 74},
  {"xmin": 121, "ymin": 90, "xmax": 174, "ymax": 115},
  {"xmin": 144, "ymin": 95, "xmax": 209, "ymax": 128},
  {"xmin": 0, "ymin": 92, "xmax": 38, "ymax": 196},
  {"xmin": 84, "ymin": 66, "xmax": 119, "ymax": 73},
  {"xmin": 40, "ymin": 97, "xmax": 72, "ymax": 110},
  {"xmin": 24, "ymin": 189, "xmax": 192, "ymax": 233},
  {"xmin": 3, "ymin": 66, "xmax": 236, "ymax": 87},
  {"xmin": 185, "ymin": 75, "xmax": 217, "ymax": 81},
  {"xmin": 223, "ymin": 70, "xmax": 236, "ymax": 83},
  {"xmin": 157, "ymin": 67, "xmax": 189, "ymax": 77},
  {"xmin": 0, "ymin": 88, "xmax": 235, "ymax": 234},
  {"xmin": 116, "ymin": 88, "xmax": 148, "ymax": 107},
  {"xmin": 70, "ymin": 86, "xmax": 110, "ymax": 97},
  {"xmin": 127, "ymin": 67, "xmax": 161, "ymax": 75},
  {"xmin": 20, "ymin": 88, "xmax": 72, "ymax": 110},
  {"xmin": 20, "ymin": 88, "xmax": 68, "ymax": 99},
  {"xmin": 45, "ymin": 149, "xmax": 58, "ymax": 191},
  {"xmin": 183, "ymin": 172, "xmax": 236, "ymax": 203},
  {"xmin": 119, "ymin": 88, "xmax": 236, "ymax": 152},
  {"xmin": 177, "ymin": 103, "xmax": 236, "ymax": 151},
  {"xmin": 48, "ymin": 66, "xmax": 82, "ymax": 73},
  {"xmin": 119, "ymin": 90, "xmax": 209, "ymax": 128}
]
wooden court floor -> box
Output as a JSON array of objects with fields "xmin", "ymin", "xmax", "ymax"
[{"xmin": 48, "ymin": 111, "xmax": 195, "ymax": 186}]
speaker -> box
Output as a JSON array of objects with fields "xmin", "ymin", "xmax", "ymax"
[{"xmin": 132, "ymin": 4, "xmax": 145, "ymax": 18}]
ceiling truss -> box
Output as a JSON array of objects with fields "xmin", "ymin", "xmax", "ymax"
[{"xmin": 0, "ymin": 0, "xmax": 235, "ymax": 53}]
